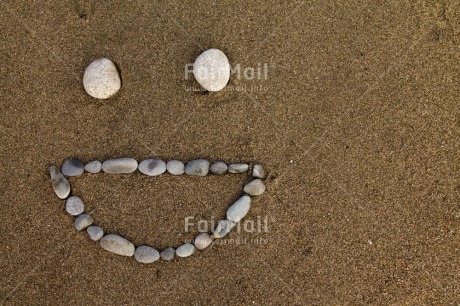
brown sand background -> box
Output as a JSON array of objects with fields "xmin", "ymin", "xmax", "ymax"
[{"xmin": 1, "ymin": 0, "xmax": 459, "ymax": 304}]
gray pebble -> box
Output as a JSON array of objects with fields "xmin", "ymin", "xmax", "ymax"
[
  {"xmin": 100, "ymin": 234, "xmax": 135, "ymax": 257},
  {"xmin": 193, "ymin": 48, "xmax": 230, "ymax": 92},
  {"xmin": 166, "ymin": 160, "xmax": 185, "ymax": 175},
  {"xmin": 176, "ymin": 243, "xmax": 196, "ymax": 258},
  {"xmin": 75, "ymin": 214, "xmax": 93, "ymax": 231},
  {"xmin": 83, "ymin": 58, "xmax": 121, "ymax": 99},
  {"xmin": 138, "ymin": 158, "xmax": 166, "ymax": 176},
  {"xmin": 65, "ymin": 196, "xmax": 85, "ymax": 216},
  {"xmin": 228, "ymin": 163, "xmax": 249, "ymax": 173},
  {"xmin": 49, "ymin": 166, "xmax": 70, "ymax": 199},
  {"xmin": 160, "ymin": 247, "xmax": 175, "ymax": 261},
  {"xmin": 62, "ymin": 158, "xmax": 85, "ymax": 176},
  {"xmin": 252, "ymin": 164, "xmax": 266, "ymax": 179},
  {"xmin": 210, "ymin": 162, "xmax": 227, "ymax": 175},
  {"xmin": 185, "ymin": 159, "xmax": 210, "ymax": 176},
  {"xmin": 102, "ymin": 158, "xmax": 138, "ymax": 174},
  {"xmin": 213, "ymin": 220, "xmax": 236, "ymax": 239},
  {"xmin": 134, "ymin": 245, "xmax": 160, "ymax": 264},
  {"xmin": 226, "ymin": 195, "xmax": 251, "ymax": 223},
  {"xmin": 244, "ymin": 179, "xmax": 266, "ymax": 196},
  {"xmin": 87, "ymin": 226, "xmax": 104, "ymax": 241},
  {"xmin": 194, "ymin": 233, "xmax": 213, "ymax": 250},
  {"xmin": 85, "ymin": 160, "xmax": 102, "ymax": 173}
]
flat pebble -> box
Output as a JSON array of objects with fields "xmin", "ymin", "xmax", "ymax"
[
  {"xmin": 213, "ymin": 220, "xmax": 236, "ymax": 239},
  {"xmin": 83, "ymin": 58, "xmax": 121, "ymax": 99},
  {"xmin": 65, "ymin": 196, "xmax": 85, "ymax": 216},
  {"xmin": 138, "ymin": 158, "xmax": 166, "ymax": 176},
  {"xmin": 102, "ymin": 158, "xmax": 138, "ymax": 174},
  {"xmin": 228, "ymin": 163, "xmax": 249, "ymax": 173},
  {"xmin": 62, "ymin": 158, "xmax": 85, "ymax": 176},
  {"xmin": 176, "ymin": 243, "xmax": 196, "ymax": 258},
  {"xmin": 226, "ymin": 195, "xmax": 251, "ymax": 223},
  {"xmin": 193, "ymin": 48, "xmax": 230, "ymax": 92},
  {"xmin": 160, "ymin": 247, "xmax": 175, "ymax": 261},
  {"xmin": 166, "ymin": 160, "xmax": 185, "ymax": 175},
  {"xmin": 252, "ymin": 164, "xmax": 266, "ymax": 179},
  {"xmin": 134, "ymin": 246, "xmax": 160, "ymax": 264},
  {"xmin": 185, "ymin": 159, "xmax": 210, "ymax": 176},
  {"xmin": 244, "ymin": 179, "xmax": 266, "ymax": 196},
  {"xmin": 49, "ymin": 166, "xmax": 70, "ymax": 199},
  {"xmin": 87, "ymin": 226, "xmax": 104, "ymax": 241},
  {"xmin": 100, "ymin": 234, "xmax": 135, "ymax": 257},
  {"xmin": 75, "ymin": 214, "xmax": 93, "ymax": 231},
  {"xmin": 194, "ymin": 233, "xmax": 213, "ymax": 250},
  {"xmin": 85, "ymin": 160, "xmax": 102, "ymax": 173},
  {"xmin": 210, "ymin": 162, "xmax": 227, "ymax": 175}
]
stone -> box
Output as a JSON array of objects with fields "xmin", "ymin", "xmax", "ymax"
[
  {"xmin": 138, "ymin": 158, "xmax": 166, "ymax": 176},
  {"xmin": 83, "ymin": 58, "xmax": 121, "ymax": 99},
  {"xmin": 87, "ymin": 226, "xmax": 104, "ymax": 241},
  {"xmin": 49, "ymin": 166, "xmax": 70, "ymax": 199},
  {"xmin": 61, "ymin": 158, "xmax": 85, "ymax": 176},
  {"xmin": 65, "ymin": 196, "xmax": 85, "ymax": 216},
  {"xmin": 194, "ymin": 233, "xmax": 213, "ymax": 250},
  {"xmin": 252, "ymin": 164, "xmax": 266, "ymax": 179},
  {"xmin": 75, "ymin": 214, "xmax": 93, "ymax": 231},
  {"xmin": 134, "ymin": 246, "xmax": 160, "ymax": 264},
  {"xmin": 100, "ymin": 234, "xmax": 135, "ymax": 257},
  {"xmin": 185, "ymin": 159, "xmax": 210, "ymax": 176},
  {"xmin": 85, "ymin": 160, "xmax": 102, "ymax": 173},
  {"xmin": 244, "ymin": 179, "xmax": 266, "ymax": 196},
  {"xmin": 160, "ymin": 247, "xmax": 175, "ymax": 261},
  {"xmin": 226, "ymin": 195, "xmax": 251, "ymax": 223},
  {"xmin": 175, "ymin": 243, "xmax": 196, "ymax": 258},
  {"xmin": 228, "ymin": 163, "xmax": 249, "ymax": 173},
  {"xmin": 213, "ymin": 220, "xmax": 236, "ymax": 239},
  {"xmin": 166, "ymin": 160, "xmax": 185, "ymax": 175},
  {"xmin": 210, "ymin": 162, "xmax": 227, "ymax": 175},
  {"xmin": 102, "ymin": 158, "xmax": 138, "ymax": 174},
  {"xmin": 193, "ymin": 48, "xmax": 230, "ymax": 92}
]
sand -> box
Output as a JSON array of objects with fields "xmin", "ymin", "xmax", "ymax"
[{"xmin": 1, "ymin": 0, "xmax": 459, "ymax": 304}]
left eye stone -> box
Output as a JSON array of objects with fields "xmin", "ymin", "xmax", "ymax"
[{"xmin": 83, "ymin": 58, "xmax": 121, "ymax": 99}]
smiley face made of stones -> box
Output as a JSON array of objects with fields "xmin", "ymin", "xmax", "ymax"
[{"xmin": 50, "ymin": 50, "xmax": 267, "ymax": 264}]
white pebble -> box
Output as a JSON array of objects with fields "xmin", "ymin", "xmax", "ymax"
[
  {"xmin": 62, "ymin": 158, "xmax": 85, "ymax": 176},
  {"xmin": 83, "ymin": 58, "xmax": 121, "ymax": 99},
  {"xmin": 138, "ymin": 158, "xmax": 166, "ymax": 176},
  {"xmin": 226, "ymin": 195, "xmax": 251, "ymax": 223},
  {"xmin": 100, "ymin": 234, "xmax": 135, "ymax": 257},
  {"xmin": 166, "ymin": 160, "xmax": 185, "ymax": 175},
  {"xmin": 85, "ymin": 160, "xmax": 102, "ymax": 173},
  {"xmin": 65, "ymin": 196, "xmax": 85, "ymax": 216},
  {"xmin": 134, "ymin": 246, "xmax": 160, "ymax": 264},
  {"xmin": 228, "ymin": 163, "xmax": 249, "ymax": 173},
  {"xmin": 213, "ymin": 220, "xmax": 236, "ymax": 239},
  {"xmin": 49, "ymin": 166, "xmax": 70, "ymax": 199},
  {"xmin": 244, "ymin": 179, "xmax": 266, "ymax": 196},
  {"xmin": 87, "ymin": 226, "xmax": 104, "ymax": 241},
  {"xmin": 160, "ymin": 247, "xmax": 175, "ymax": 261},
  {"xmin": 75, "ymin": 214, "xmax": 93, "ymax": 231},
  {"xmin": 252, "ymin": 164, "xmax": 266, "ymax": 179},
  {"xmin": 210, "ymin": 162, "xmax": 227, "ymax": 175},
  {"xmin": 102, "ymin": 158, "xmax": 138, "ymax": 174},
  {"xmin": 176, "ymin": 243, "xmax": 196, "ymax": 258},
  {"xmin": 193, "ymin": 48, "xmax": 230, "ymax": 92},
  {"xmin": 185, "ymin": 159, "xmax": 210, "ymax": 176},
  {"xmin": 194, "ymin": 233, "xmax": 213, "ymax": 250}
]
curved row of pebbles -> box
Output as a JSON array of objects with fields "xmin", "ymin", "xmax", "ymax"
[{"xmin": 50, "ymin": 157, "xmax": 266, "ymax": 264}]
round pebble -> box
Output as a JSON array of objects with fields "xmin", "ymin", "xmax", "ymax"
[
  {"xmin": 193, "ymin": 48, "xmax": 230, "ymax": 92},
  {"xmin": 244, "ymin": 179, "xmax": 266, "ymax": 196},
  {"xmin": 83, "ymin": 58, "xmax": 121, "ymax": 99},
  {"xmin": 166, "ymin": 160, "xmax": 185, "ymax": 175},
  {"xmin": 194, "ymin": 233, "xmax": 213, "ymax": 250},
  {"xmin": 100, "ymin": 234, "xmax": 135, "ymax": 257},
  {"xmin": 228, "ymin": 163, "xmax": 249, "ymax": 173},
  {"xmin": 252, "ymin": 164, "xmax": 266, "ymax": 179},
  {"xmin": 102, "ymin": 158, "xmax": 138, "ymax": 174},
  {"xmin": 226, "ymin": 195, "xmax": 251, "ymax": 223},
  {"xmin": 175, "ymin": 243, "xmax": 196, "ymax": 258},
  {"xmin": 49, "ymin": 166, "xmax": 70, "ymax": 199},
  {"xmin": 134, "ymin": 246, "xmax": 160, "ymax": 264},
  {"xmin": 185, "ymin": 159, "xmax": 210, "ymax": 176},
  {"xmin": 75, "ymin": 214, "xmax": 93, "ymax": 231},
  {"xmin": 213, "ymin": 220, "xmax": 236, "ymax": 239},
  {"xmin": 62, "ymin": 158, "xmax": 85, "ymax": 176},
  {"xmin": 87, "ymin": 226, "xmax": 104, "ymax": 241},
  {"xmin": 160, "ymin": 247, "xmax": 175, "ymax": 261},
  {"xmin": 65, "ymin": 196, "xmax": 85, "ymax": 216},
  {"xmin": 138, "ymin": 158, "xmax": 166, "ymax": 176},
  {"xmin": 85, "ymin": 160, "xmax": 102, "ymax": 173},
  {"xmin": 210, "ymin": 162, "xmax": 227, "ymax": 175}
]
